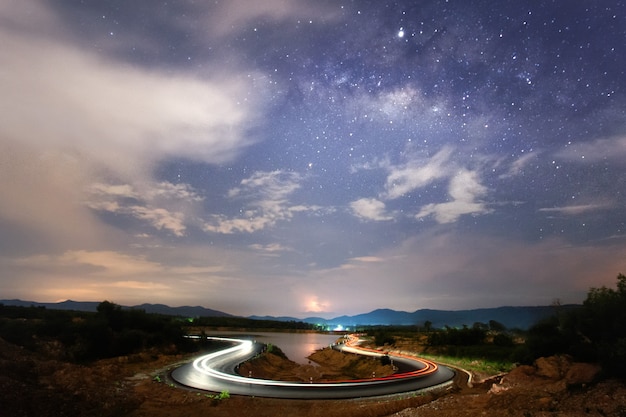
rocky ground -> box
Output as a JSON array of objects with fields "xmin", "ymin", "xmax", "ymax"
[{"xmin": 2, "ymin": 337, "xmax": 626, "ymax": 417}]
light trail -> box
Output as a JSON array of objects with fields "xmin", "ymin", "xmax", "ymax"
[{"xmin": 188, "ymin": 335, "xmax": 438, "ymax": 387}]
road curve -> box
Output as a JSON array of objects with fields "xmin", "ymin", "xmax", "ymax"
[{"xmin": 171, "ymin": 335, "xmax": 455, "ymax": 399}]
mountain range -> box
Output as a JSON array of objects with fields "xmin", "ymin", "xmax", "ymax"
[
  {"xmin": 0, "ymin": 299, "xmax": 232, "ymax": 318},
  {"xmin": 1, "ymin": 299, "xmax": 576, "ymax": 330}
]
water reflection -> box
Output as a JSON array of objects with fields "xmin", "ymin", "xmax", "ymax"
[{"xmin": 205, "ymin": 331, "xmax": 340, "ymax": 364}]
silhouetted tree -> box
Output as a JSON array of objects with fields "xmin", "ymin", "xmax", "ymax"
[
  {"xmin": 423, "ymin": 320, "xmax": 433, "ymax": 332},
  {"xmin": 489, "ymin": 320, "xmax": 506, "ymax": 332},
  {"xmin": 579, "ymin": 273, "xmax": 626, "ymax": 376}
]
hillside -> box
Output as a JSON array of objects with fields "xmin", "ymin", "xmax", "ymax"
[{"xmin": 1, "ymin": 299, "xmax": 578, "ymax": 329}]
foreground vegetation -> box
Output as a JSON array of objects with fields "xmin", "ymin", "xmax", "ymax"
[
  {"xmin": 1, "ymin": 273, "xmax": 625, "ymax": 377},
  {"xmin": 520, "ymin": 273, "xmax": 626, "ymax": 378}
]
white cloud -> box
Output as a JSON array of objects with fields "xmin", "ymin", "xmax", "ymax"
[
  {"xmin": 204, "ymin": 170, "xmax": 319, "ymax": 234},
  {"xmin": 2, "ymin": 33, "xmax": 258, "ymax": 173},
  {"xmin": 350, "ymin": 147, "xmax": 492, "ymax": 224},
  {"xmin": 228, "ymin": 171, "xmax": 301, "ymax": 200},
  {"xmin": 86, "ymin": 181, "xmax": 204, "ymax": 236},
  {"xmin": 383, "ymin": 147, "xmax": 454, "ymax": 199},
  {"xmin": 416, "ymin": 169, "xmax": 491, "ymax": 223},
  {"xmin": 350, "ymin": 198, "xmax": 393, "ymax": 221},
  {"xmin": 129, "ymin": 206, "xmax": 186, "ymax": 237},
  {"xmin": 0, "ymin": 2, "xmax": 261, "ymax": 248},
  {"xmin": 145, "ymin": 182, "xmax": 205, "ymax": 202}
]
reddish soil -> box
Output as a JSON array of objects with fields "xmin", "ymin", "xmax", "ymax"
[
  {"xmin": 2, "ymin": 337, "xmax": 626, "ymax": 417},
  {"xmin": 237, "ymin": 346, "xmax": 395, "ymax": 382}
]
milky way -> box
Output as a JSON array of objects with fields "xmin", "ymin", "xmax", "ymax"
[{"xmin": 1, "ymin": 1, "xmax": 625, "ymax": 317}]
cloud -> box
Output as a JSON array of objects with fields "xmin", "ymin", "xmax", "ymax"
[
  {"xmin": 0, "ymin": 2, "xmax": 261, "ymax": 249},
  {"xmin": 1, "ymin": 247, "xmax": 238, "ymax": 306},
  {"xmin": 204, "ymin": 0, "xmax": 340, "ymax": 37},
  {"xmin": 44, "ymin": 250, "xmax": 164, "ymax": 277},
  {"xmin": 249, "ymin": 243, "xmax": 293, "ymax": 254},
  {"xmin": 304, "ymin": 295, "xmax": 332, "ymax": 314},
  {"xmin": 129, "ymin": 207, "xmax": 186, "ymax": 237},
  {"xmin": 299, "ymin": 233, "xmax": 626, "ymax": 315},
  {"xmin": 2, "ymin": 32, "xmax": 258, "ymax": 173},
  {"xmin": 203, "ymin": 170, "xmax": 320, "ymax": 234},
  {"xmin": 350, "ymin": 198, "xmax": 393, "ymax": 221},
  {"xmin": 86, "ymin": 181, "xmax": 204, "ymax": 236},
  {"xmin": 349, "ymin": 256, "xmax": 386, "ymax": 263},
  {"xmin": 501, "ymin": 152, "xmax": 538, "ymax": 178},
  {"xmin": 383, "ymin": 147, "xmax": 454, "ymax": 199},
  {"xmin": 228, "ymin": 170, "xmax": 301, "ymax": 200},
  {"xmin": 416, "ymin": 169, "xmax": 491, "ymax": 223},
  {"xmin": 350, "ymin": 147, "xmax": 492, "ymax": 224},
  {"xmin": 555, "ymin": 135, "xmax": 626, "ymax": 163},
  {"xmin": 538, "ymin": 203, "xmax": 613, "ymax": 216}
]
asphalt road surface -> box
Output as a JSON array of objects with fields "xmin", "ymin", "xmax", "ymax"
[{"xmin": 171, "ymin": 336, "xmax": 455, "ymax": 399}]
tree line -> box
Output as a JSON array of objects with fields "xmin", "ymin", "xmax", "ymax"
[
  {"xmin": 0, "ymin": 300, "xmax": 317, "ymax": 362},
  {"xmin": 0, "ymin": 301, "xmax": 196, "ymax": 361}
]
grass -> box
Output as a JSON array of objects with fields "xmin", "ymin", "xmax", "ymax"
[{"xmin": 419, "ymin": 353, "xmax": 515, "ymax": 376}]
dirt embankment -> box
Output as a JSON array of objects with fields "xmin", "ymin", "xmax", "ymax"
[
  {"xmin": 396, "ymin": 355, "xmax": 626, "ymax": 417},
  {"xmin": 3, "ymin": 335, "xmax": 626, "ymax": 417},
  {"xmin": 237, "ymin": 346, "xmax": 394, "ymax": 382}
]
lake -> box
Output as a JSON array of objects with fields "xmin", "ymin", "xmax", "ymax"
[{"xmin": 205, "ymin": 331, "xmax": 341, "ymax": 364}]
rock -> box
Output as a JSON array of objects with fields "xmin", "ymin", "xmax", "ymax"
[
  {"xmin": 500, "ymin": 364, "xmax": 535, "ymax": 387},
  {"xmin": 488, "ymin": 383, "xmax": 508, "ymax": 394},
  {"xmin": 565, "ymin": 362, "xmax": 601, "ymax": 385},
  {"xmin": 535, "ymin": 356, "xmax": 570, "ymax": 380}
]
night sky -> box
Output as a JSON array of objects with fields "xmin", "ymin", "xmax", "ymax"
[{"xmin": 2, "ymin": 0, "xmax": 626, "ymax": 318}]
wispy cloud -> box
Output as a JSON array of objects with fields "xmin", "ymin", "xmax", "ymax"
[
  {"xmin": 538, "ymin": 203, "xmax": 613, "ymax": 216},
  {"xmin": 203, "ymin": 0, "xmax": 340, "ymax": 37},
  {"xmin": 348, "ymin": 256, "xmax": 386, "ymax": 263},
  {"xmin": 383, "ymin": 147, "xmax": 454, "ymax": 200},
  {"xmin": 249, "ymin": 243, "xmax": 293, "ymax": 255},
  {"xmin": 86, "ymin": 182, "xmax": 203, "ymax": 236},
  {"xmin": 501, "ymin": 151, "xmax": 538, "ymax": 178},
  {"xmin": 204, "ymin": 170, "xmax": 319, "ymax": 234},
  {"xmin": 556, "ymin": 135, "xmax": 626, "ymax": 163}
]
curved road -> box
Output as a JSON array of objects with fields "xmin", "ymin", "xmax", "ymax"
[{"xmin": 171, "ymin": 335, "xmax": 454, "ymax": 399}]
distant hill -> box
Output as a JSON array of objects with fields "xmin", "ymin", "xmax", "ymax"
[
  {"xmin": 0, "ymin": 299, "xmax": 232, "ymax": 318},
  {"xmin": 1, "ymin": 299, "xmax": 577, "ymax": 329},
  {"xmin": 258, "ymin": 305, "xmax": 580, "ymax": 330}
]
